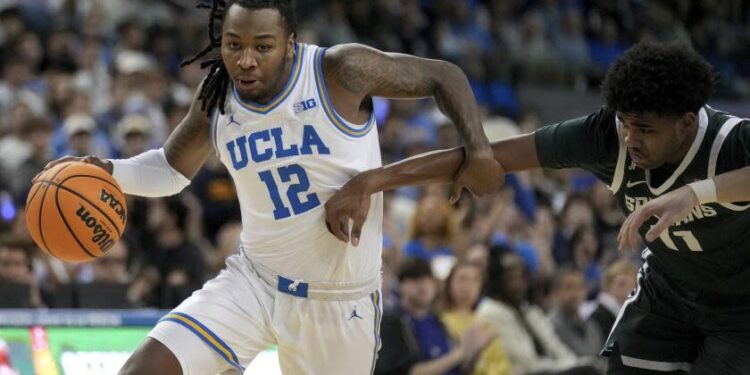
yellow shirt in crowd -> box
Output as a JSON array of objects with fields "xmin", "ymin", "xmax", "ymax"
[{"xmin": 441, "ymin": 311, "xmax": 514, "ymax": 375}]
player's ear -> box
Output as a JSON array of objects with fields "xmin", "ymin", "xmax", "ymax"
[
  {"xmin": 679, "ymin": 111, "xmax": 697, "ymax": 133},
  {"xmin": 286, "ymin": 32, "xmax": 295, "ymax": 57}
]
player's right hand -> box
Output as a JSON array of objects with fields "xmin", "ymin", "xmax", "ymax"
[
  {"xmin": 450, "ymin": 149, "xmax": 505, "ymax": 204},
  {"xmin": 618, "ymin": 185, "xmax": 698, "ymax": 253},
  {"xmin": 325, "ymin": 172, "xmax": 372, "ymax": 246},
  {"xmin": 33, "ymin": 155, "xmax": 113, "ymax": 183}
]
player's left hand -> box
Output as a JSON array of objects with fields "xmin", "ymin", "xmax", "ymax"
[
  {"xmin": 450, "ymin": 149, "xmax": 504, "ymax": 204},
  {"xmin": 325, "ymin": 172, "xmax": 372, "ymax": 246},
  {"xmin": 618, "ymin": 185, "xmax": 698, "ymax": 253}
]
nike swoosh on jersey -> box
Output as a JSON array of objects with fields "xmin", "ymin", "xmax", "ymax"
[{"xmin": 626, "ymin": 180, "xmax": 646, "ymax": 188}]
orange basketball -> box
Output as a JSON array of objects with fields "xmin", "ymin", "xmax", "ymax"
[{"xmin": 26, "ymin": 161, "xmax": 127, "ymax": 263}]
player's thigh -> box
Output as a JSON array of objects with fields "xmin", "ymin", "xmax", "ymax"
[
  {"xmin": 148, "ymin": 254, "xmax": 277, "ymax": 375},
  {"xmin": 690, "ymin": 333, "xmax": 750, "ymax": 375},
  {"xmin": 276, "ymin": 290, "xmax": 383, "ymax": 375},
  {"xmin": 119, "ymin": 337, "xmax": 181, "ymax": 375},
  {"xmin": 604, "ymin": 268, "xmax": 700, "ymax": 374}
]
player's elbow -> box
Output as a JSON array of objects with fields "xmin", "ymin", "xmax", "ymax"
[
  {"xmin": 429, "ymin": 60, "xmax": 469, "ymax": 94},
  {"xmin": 436, "ymin": 60, "xmax": 467, "ymax": 82}
]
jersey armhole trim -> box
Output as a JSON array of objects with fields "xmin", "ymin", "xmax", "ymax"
[
  {"xmin": 210, "ymin": 108, "xmax": 220, "ymax": 158},
  {"xmin": 314, "ymin": 47, "xmax": 375, "ymax": 138},
  {"xmin": 609, "ymin": 118, "xmax": 627, "ymax": 194},
  {"xmin": 707, "ymin": 116, "xmax": 750, "ymax": 211}
]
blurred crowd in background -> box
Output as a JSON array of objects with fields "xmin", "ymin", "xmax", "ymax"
[{"xmin": 0, "ymin": 0, "xmax": 748, "ymax": 374}]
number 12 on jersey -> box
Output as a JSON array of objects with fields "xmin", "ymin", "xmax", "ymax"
[{"xmin": 258, "ymin": 164, "xmax": 321, "ymax": 220}]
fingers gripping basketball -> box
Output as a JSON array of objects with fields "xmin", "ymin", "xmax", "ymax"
[{"xmin": 26, "ymin": 161, "xmax": 127, "ymax": 262}]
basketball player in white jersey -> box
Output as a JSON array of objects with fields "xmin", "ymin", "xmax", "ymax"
[{"xmin": 40, "ymin": 1, "xmax": 503, "ymax": 374}]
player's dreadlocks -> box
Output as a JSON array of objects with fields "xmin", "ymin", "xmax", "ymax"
[
  {"xmin": 183, "ymin": 0, "xmax": 297, "ymax": 116},
  {"xmin": 602, "ymin": 42, "xmax": 715, "ymax": 117}
]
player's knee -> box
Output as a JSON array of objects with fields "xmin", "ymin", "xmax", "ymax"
[{"xmin": 118, "ymin": 338, "xmax": 182, "ymax": 375}]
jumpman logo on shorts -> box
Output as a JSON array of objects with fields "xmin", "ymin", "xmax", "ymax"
[{"xmin": 348, "ymin": 305, "xmax": 363, "ymax": 320}]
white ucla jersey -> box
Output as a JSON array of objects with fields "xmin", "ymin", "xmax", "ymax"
[{"xmin": 210, "ymin": 43, "xmax": 383, "ymax": 284}]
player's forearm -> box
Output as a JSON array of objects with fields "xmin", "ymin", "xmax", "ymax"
[
  {"xmin": 490, "ymin": 133, "xmax": 541, "ymax": 171},
  {"xmin": 712, "ymin": 165, "xmax": 750, "ymax": 202},
  {"xmin": 359, "ymin": 147, "xmax": 465, "ymax": 195},
  {"xmin": 109, "ymin": 148, "xmax": 191, "ymax": 197},
  {"xmin": 358, "ymin": 133, "xmax": 540, "ymax": 195},
  {"xmin": 432, "ymin": 61, "xmax": 491, "ymax": 155}
]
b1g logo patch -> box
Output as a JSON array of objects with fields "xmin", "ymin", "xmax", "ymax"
[{"xmin": 294, "ymin": 99, "xmax": 317, "ymax": 113}]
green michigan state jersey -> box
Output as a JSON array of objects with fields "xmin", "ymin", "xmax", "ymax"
[{"xmin": 536, "ymin": 106, "xmax": 750, "ymax": 294}]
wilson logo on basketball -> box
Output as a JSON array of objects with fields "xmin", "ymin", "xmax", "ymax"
[
  {"xmin": 100, "ymin": 188, "xmax": 126, "ymax": 224},
  {"xmin": 75, "ymin": 205, "xmax": 115, "ymax": 252}
]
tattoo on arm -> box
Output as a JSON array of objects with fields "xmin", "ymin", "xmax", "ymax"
[
  {"xmin": 325, "ymin": 44, "xmax": 490, "ymax": 152},
  {"xmin": 163, "ymin": 92, "xmax": 212, "ymax": 178},
  {"xmin": 164, "ymin": 115, "xmax": 208, "ymax": 160},
  {"xmin": 324, "ymin": 44, "xmax": 437, "ymax": 98}
]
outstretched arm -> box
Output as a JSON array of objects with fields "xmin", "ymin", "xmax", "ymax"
[
  {"xmin": 37, "ymin": 82, "xmax": 212, "ymax": 197},
  {"xmin": 324, "ymin": 44, "xmax": 503, "ymax": 201},
  {"xmin": 325, "ymin": 133, "xmax": 539, "ymax": 244},
  {"xmin": 619, "ymin": 165, "xmax": 750, "ymax": 252}
]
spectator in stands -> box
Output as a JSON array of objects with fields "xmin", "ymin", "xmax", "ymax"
[
  {"xmin": 205, "ymin": 220, "xmax": 241, "ymax": 277},
  {"xmin": 0, "ymin": 237, "xmax": 42, "ymax": 307},
  {"xmin": 478, "ymin": 251, "xmax": 598, "ymax": 375},
  {"xmin": 587, "ymin": 17, "xmax": 625, "ymax": 77},
  {"xmin": 190, "ymin": 156, "xmax": 240, "ymax": 243},
  {"xmin": 91, "ymin": 241, "xmax": 130, "ymax": 285},
  {"xmin": 568, "ymin": 225, "xmax": 601, "ymax": 296},
  {"xmin": 440, "ymin": 261, "xmax": 512, "ymax": 375},
  {"xmin": 585, "ymin": 260, "xmax": 637, "ymax": 340},
  {"xmin": 0, "ymin": 7, "xmax": 26, "ymax": 45},
  {"xmin": 554, "ymin": 9, "xmax": 590, "ymax": 82},
  {"xmin": 59, "ymin": 114, "xmax": 106, "ymax": 158},
  {"xmin": 548, "ymin": 268, "xmax": 603, "ymax": 358},
  {"xmin": 0, "ymin": 102, "xmax": 33, "ymax": 177},
  {"xmin": 404, "ymin": 194, "xmax": 461, "ymax": 263},
  {"xmin": 554, "ymin": 194, "xmax": 595, "ymax": 265},
  {"xmin": 0, "ymin": 53, "xmax": 45, "ymax": 115},
  {"xmin": 75, "ymin": 241, "xmax": 134, "ymax": 309},
  {"xmin": 9, "ymin": 116, "xmax": 52, "ymax": 198},
  {"xmin": 141, "ymin": 195, "xmax": 205, "ymax": 308},
  {"xmin": 376, "ymin": 258, "xmax": 495, "ymax": 375},
  {"xmin": 114, "ymin": 113, "xmax": 152, "ymax": 158}
]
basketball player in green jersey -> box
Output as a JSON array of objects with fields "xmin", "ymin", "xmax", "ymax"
[{"xmin": 325, "ymin": 42, "xmax": 750, "ymax": 374}]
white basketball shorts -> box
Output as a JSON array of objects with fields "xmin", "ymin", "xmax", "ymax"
[{"xmin": 148, "ymin": 251, "xmax": 383, "ymax": 375}]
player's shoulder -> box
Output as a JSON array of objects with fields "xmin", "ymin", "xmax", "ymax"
[
  {"xmin": 322, "ymin": 43, "xmax": 379, "ymax": 62},
  {"xmin": 592, "ymin": 105, "xmax": 617, "ymax": 126},
  {"xmin": 319, "ymin": 43, "xmax": 378, "ymax": 79},
  {"xmin": 704, "ymin": 105, "xmax": 737, "ymax": 128}
]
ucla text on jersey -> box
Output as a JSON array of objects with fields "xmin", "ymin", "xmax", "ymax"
[{"xmin": 209, "ymin": 42, "xmax": 383, "ymax": 284}]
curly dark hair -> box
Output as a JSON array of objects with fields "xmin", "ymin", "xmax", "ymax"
[
  {"xmin": 601, "ymin": 42, "xmax": 715, "ymax": 116},
  {"xmin": 183, "ymin": 0, "xmax": 297, "ymax": 116}
]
